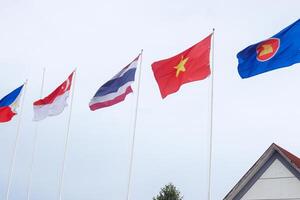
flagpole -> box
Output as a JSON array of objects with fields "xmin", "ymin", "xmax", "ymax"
[
  {"xmin": 58, "ymin": 69, "xmax": 77, "ymax": 200},
  {"xmin": 27, "ymin": 68, "xmax": 46, "ymax": 200},
  {"xmin": 207, "ymin": 29, "xmax": 215, "ymax": 200},
  {"xmin": 6, "ymin": 80, "xmax": 28, "ymax": 200},
  {"xmin": 126, "ymin": 50, "xmax": 143, "ymax": 200}
]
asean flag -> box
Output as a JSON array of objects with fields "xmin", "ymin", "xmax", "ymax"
[
  {"xmin": 237, "ymin": 19, "xmax": 300, "ymax": 78},
  {"xmin": 33, "ymin": 71, "xmax": 74, "ymax": 121},
  {"xmin": 151, "ymin": 34, "xmax": 212, "ymax": 98}
]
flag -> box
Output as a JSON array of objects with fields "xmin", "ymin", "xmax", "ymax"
[
  {"xmin": 89, "ymin": 55, "xmax": 140, "ymax": 110},
  {"xmin": 238, "ymin": 19, "xmax": 300, "ymax": 78},
  {"xmin": 0, "ymin": 84, "xmax": 24, "ymax": 123},
  {"xmin": 151, "ymin": 34, "xmax": 212, "ymax": 98},
  {"xmin": 33, "ymin": 71, "xmax": 74, "ymax": 121}
]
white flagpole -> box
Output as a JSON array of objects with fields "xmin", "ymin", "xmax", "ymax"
[
  {"xmin": 58, "ymin": 69, "xmax": 77, "ymax": 200},
  {"xmin": 6, "ymin": 80, "xmax": 28, "ymax": 200},
  {"xmin": 126, "ymin": 50, "xmax": 143, "ymax": 200},
  {"xmin": 207, "ymin": 29, "xmax": 215, "ymax": 200},
  {"xmin": 27, "ymin": 68, "xmax": 46, "ymax": 200}
]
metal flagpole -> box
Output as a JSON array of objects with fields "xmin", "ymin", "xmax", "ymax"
[
  {"xmin": 27, "ymin": 68, "xmax": 46, "ymax": 200},
  {"xmin": 58, "ymin": 69, "xmax": 77, "ymax": 200},
  {"xmin": 207, "ymin": 29, "xmax": 215, "ymax": 200},
  {"xmin": 6, "ymin": 80, "xmax": 28, "ymax": 200},
  {"xmin": 126, "ymin": 50, "xmax": 143, "ymax": 200}
]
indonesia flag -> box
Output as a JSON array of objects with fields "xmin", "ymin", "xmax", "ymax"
[
  {"xmin": 89, "ymin": 55, "xmax": 140, "ymax": 111},
  {"xmin": 0, "ymin": 84, "xmax": 24, "ymax": 123},
  {"xmin": 33, "ymin": 71, "xmax": 74, "ymax": 121}
]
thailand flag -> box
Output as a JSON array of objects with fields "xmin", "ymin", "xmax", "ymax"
[
  {"xmin": 33, "ymin": 71, "xmax": 74, "ymax": 121},
  {"xmin": 89, "ymin": 55, "xmax": 140, "ymax": 111},
  {"xmin": 0, "ymin": 84, "xmax": 24, "ymax": 123}
]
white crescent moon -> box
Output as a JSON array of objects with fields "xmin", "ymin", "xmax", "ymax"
[{"xmin": 65, "ymin": 78, "xmax": 70, "ymax": 92}]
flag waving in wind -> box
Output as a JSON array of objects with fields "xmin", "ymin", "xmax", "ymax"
[
  {"xmin": 238, "ymin": 19, "xmax": 300, "ymax": 78},
  {"xmin": 89, "ymin": 54, "xmax": 140, "ymax": 111},
  {"xmin": 152, "ymin": 34, "xmax": 212, "ymax": 98},
  {"xmin": 33, "ymin": 71, "xmax": 74, "ymax": 121},
  {"xmin": 0, "ymin": 84, "xmax": 24, "ymax": 123}
]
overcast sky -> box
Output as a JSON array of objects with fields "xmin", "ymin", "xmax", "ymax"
[{"xmin": 0, "ymin": 0, "xmax": 300, "ymax": 200}]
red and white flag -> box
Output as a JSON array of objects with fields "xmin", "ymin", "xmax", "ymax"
[{"xmin": 33, "ymin": 71, "xmax": 74, "ymax": 121}]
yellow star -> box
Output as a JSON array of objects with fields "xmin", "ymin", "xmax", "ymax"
[
  {"xmin": 174, "ymin": 56, "xmax": 189, "ymax": 77},
  {"xmin": 259, "ymin": 44, "xmax": 273, "ymax": 56},
  {"xmin": 10, "ymin": 99, "xmax": 19, "ymax": 112}
]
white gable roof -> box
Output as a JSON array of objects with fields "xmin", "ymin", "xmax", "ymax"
[
  {"xmin": 224, "ymin": 143, "xmax": 300, "ymax": 200},
  {"xmin": 241, "ymin": 158, "xmax": 300, "ymax": 199}
]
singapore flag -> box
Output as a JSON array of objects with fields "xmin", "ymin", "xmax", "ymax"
[{"xmin": 33, "ymin": 71, "xmax": 74, "ymax": 121}]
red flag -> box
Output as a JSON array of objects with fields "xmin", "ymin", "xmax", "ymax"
[{"xmin": 151, "ymin": 34, "xmax": 212, "ymax": 98}]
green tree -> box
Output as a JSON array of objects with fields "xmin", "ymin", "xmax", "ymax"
[{"xmin": 153, "ymin": 183, "xmax": 183, "ymax": 200}]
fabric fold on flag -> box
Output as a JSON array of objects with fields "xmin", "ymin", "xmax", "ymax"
[
  {"xmin": 89, "ymin": 55, "xmax": 140, "ymax": 110},
  {"xmin": 33, "ymin": 71, "xmax": 74, "ymax": 121},
  {"xmin": 0, "ymin": 84, "xmax": 24, "ymax": 123},
  {"xmin": 151, "ymin": 34, "xmax": 212, "ymax": 98}
]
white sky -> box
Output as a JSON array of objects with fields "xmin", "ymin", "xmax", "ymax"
[{"xmin": 0, "ymin": 0, "xmax": 299, "ymax": 199}]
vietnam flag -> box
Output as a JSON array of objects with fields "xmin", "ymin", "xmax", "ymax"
[{"xmin": 152, "ymin": 34, "xmax": 212, "ymax": 98}]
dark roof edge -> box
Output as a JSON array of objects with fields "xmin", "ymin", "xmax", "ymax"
[{"xmin": 274, "ymin": 144, "xmax": 300, "ymax": 174}]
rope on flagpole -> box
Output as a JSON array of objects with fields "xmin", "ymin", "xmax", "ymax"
[
  {"xmin": 27, "ymin": 68, "xmax": 46, "ymax": 200},
  {"xmin": 6, "ymin": 80, "xmax": 28, "ymax": 200},
  {"xmin": 58, "ymin": 69, "xmax": 77, "ymax": 200},
  {"xmin": 126, "ymin": 50, "xmax": 143, "ymax": 200},
  {"xmin": 207, "ymin": 29, "xmax": 215, "ymax": 200}
]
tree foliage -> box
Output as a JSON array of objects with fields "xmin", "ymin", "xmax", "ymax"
[{"xmin": 153, "ymin": 183, "xmax": 183, "ymax": 200}]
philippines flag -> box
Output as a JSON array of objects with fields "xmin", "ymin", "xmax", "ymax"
[
  {"xmin": 0, "ymin": 84, "xmax": 24, "ymax": 123},
  {"xmin": 89, "ymin": 55, "xmax": 140, "ymax": 111},
  {"xmin": 33, "ymin": 71, "xmax": 74, "ymax": 121}
]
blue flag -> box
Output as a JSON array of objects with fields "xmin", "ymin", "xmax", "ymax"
[{"xmin": 237, "ymin": 19, "xmax": 300, "ymax": 78}]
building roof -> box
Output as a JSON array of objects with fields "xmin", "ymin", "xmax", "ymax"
[
  {"xmin": 224, "ymin": 143, "xmax": 300, "ymax": 200},
  {"xmin": 276, "ymin": 144, "xmax": 300, "ymax": 169}
]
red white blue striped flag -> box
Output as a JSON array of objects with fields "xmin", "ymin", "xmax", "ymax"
[
  {"xmin": 89, "ymin": 55, "xmax": 140, "ymax": 111},
  {"xmin": 0, "ymin": 84, "xmax": 24, "ymax": 123}
]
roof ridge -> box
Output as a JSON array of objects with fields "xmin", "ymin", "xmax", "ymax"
[{"xmin": 274, "ymin": 143, "xmax": 300, "ymax": 169}]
